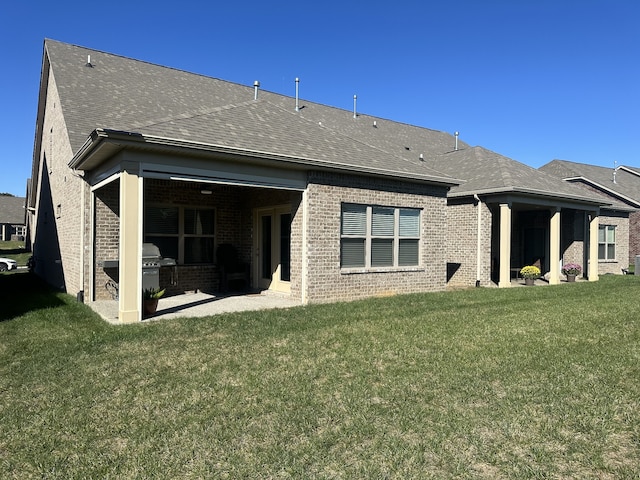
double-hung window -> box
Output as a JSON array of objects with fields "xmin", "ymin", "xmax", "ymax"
[
  {"xmin": 145, "ymin": 206, "xmax": 215, "ymax": 264},
  {"xmin": 341, "ymin": 203, "xmax": 421, "ymax": 268},
  {"xmin": 598, "ymin": 225, "xmax": 616, "ymax": 260}
]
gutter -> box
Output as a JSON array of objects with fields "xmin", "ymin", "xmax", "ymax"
[{"xmin": 448, "ymin": 185, "xmax": 609, "ymax": 207}]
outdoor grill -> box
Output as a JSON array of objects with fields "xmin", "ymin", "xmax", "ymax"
[
  {"xmin": 101, "ymin": 243, "xmax": 177, "ymax": 294},
  {"xmin": 141, "ymin": 243, "xmax": 177, "ymax": 291}
]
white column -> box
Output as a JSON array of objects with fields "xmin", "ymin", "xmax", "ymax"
[
  {"xmin": 549, "ymin": 207, "xmax": 560, "ymax": 285},
  {"xmin": 589, "ymin": 211, "xmax": 599, "ymax": 281},
  {"xmin": 498, "ymin": 203, "xmax": 512, "ymax": 288},
  {"xmin": 118, "ymin": 166, "xmax": 143, "ymax": 323}
]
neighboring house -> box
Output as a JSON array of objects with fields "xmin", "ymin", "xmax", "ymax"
[
  {"xmin": 28, "ymin": 40, "xmax": 608, "ymax": 323},
  {"xmin": 427, "ymin": 147, "xmax": 608, "ymax": 287},
  {"xmin": 541, "ymin": 159, "xmax": 640, "ymax": 270},
  {"xmin": 0, "ymin": 195, "xmax": 26, "ymax": 241}
]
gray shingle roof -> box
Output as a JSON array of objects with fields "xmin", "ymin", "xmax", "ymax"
[
  {"xmin": 429, "ymin": 147, "xmax": 606, "ymax": 203},
  {"xmin": 541, "ymin": 159, "xmax": 640, "ymax": 209},
  {"xmin": 45, "ymin": 39, "xmax": 458, "ymax": 185},
  {"xmin": 0, "ymin": 196, "xmax": 26, "ymax": 224},
  {"xmin": 42, "ymin": 39, "xmax": 608, "ymax": 205}
]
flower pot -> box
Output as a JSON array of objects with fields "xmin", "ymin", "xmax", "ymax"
[
  {"xmin": 566, "ymin": 274, "xmax": 576, "ymax": 283},
  {"xmin": 525, "ymin": 278, "xmax": 535, "ymax": 286},
  {"xmin": 143, "ymin": 298, "xmax": 159, "ymax": 317}
]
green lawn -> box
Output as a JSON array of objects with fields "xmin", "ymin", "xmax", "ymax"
[
  {"xmin": 0, "ymin": 240, "xmax": 30, "ymax": 268},
  {"xmin": 1, "ymin": 272, "xmax": 639, "ymax": 478}
]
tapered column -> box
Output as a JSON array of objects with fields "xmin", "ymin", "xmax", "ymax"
[
  {"xmin": 549, "ymin": 207, "xmax": 561, "ymax": 284},
  {"xmin": 588, "ymin": 211, "xmax": 599, "ymax": 281},
  {"xmin": 118, "ymin": 167, "xmax": 143, "ymax": 323},
  {"xmin": 498, "ymin": 203, "xmax": 512, "ymax": 288}
]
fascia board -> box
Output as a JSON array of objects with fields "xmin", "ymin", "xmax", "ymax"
[{"xmin": 449, "ymin": 185, "xmax": 608, "ymax": 207}]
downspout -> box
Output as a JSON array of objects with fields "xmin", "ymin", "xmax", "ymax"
[
  {"xmin": 301, "ymin": 189, "xmax": 308, "ymax": 304},
  {"xmin": 474, "ymin": 194, "xmax": 482, "ymax": 287},
  {"xmin": 78, "ymin": 183, "xmax": 85, "ymax": 302}
]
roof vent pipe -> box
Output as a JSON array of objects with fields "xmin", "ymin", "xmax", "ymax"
[
  {"xmin": 253, "ymin": 80, "xmax": 260, "ymax": 100},
  {"xmin": 85, "ymin": 55, "xmax": 93, "ymax": 67},
  {"xmin": 613, "ymin": 160, "xmax": 618, "ymax": 183},
  {"xmin": 295, "ymin": 78, "xmax": 300, "ymax": 112},
  {"xmin": 455, "ymin": 131, "xmax": 459, "ymax": 151},
  {"xmin": 353, "ymin": 95, "xmax": 357, "ymax": 119},
  {"xmin": 419, "ymin": 154, "xmax": 424, "ymax": 161}
]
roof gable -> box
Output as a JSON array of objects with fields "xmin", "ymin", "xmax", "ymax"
[
  {"xmin": 0, "ymin": 196, "xmax": 26, "ymax": 224},
  {"xmin": 541, "ymin": 159, "xmax": 640, "ymax": 208},
  {"xmin": 430, "ymin": 147, "xmax": 605, "ymax": 203}
]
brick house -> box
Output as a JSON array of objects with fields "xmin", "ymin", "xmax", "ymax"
[
  {"xmin": 0, "ymin": 195, "xmax": 27, "ymax": 241},
  {"xmin": 28, "ymin": 40, "xmax": 608, "ymax": 323},
  {"xmin": 541, "ymin": 159, "xmax": 639, "ymax": 270},
  {"xmin": 423, "ymin": 147, "xmax": 608, "ymax": 286}
]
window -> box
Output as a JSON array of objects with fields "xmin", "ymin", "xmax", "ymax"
[
  {"xmin": 145, "ymin": 206, "xmax": 215, "ymax": 264},
  {"xmin": 598, "ymin": 225, "xmax": 616, "ymax": 260},
  {"xmin": 341, "ymin": 203, "xmax": 420, "ymax": 268}
]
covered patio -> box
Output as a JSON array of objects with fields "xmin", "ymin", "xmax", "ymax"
[{"xmin": 90, "ymin": 289, "xmax": 302, "ymax": 324}]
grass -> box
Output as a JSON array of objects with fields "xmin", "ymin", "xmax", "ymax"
[
  {"xmin": 0, "ymin": 240, "xmax": 30, "ymax": 267},
  {"xmin": 1, "ymin": 272, "xmax": 639, "ymax": 478}
]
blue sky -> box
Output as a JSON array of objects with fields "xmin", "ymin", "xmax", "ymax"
[{"xmin": 1, "ymin": 1, "xmax": 638, "ymax": 197}]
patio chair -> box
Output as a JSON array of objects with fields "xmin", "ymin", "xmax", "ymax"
[{"xmin": 216, "ymin": 243, "xmax": 250, "ymax": 292}]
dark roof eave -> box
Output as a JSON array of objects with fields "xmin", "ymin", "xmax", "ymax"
[
  {"xmin": 69, "ymin": 129, "xmax": 462, "ymax": 188},
  {"xmin": 449, "ymin": 185, "xmax": 609, "ymax": 207}
]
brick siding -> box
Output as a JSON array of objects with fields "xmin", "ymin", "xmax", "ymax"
[
  {"xmin": 446, "ymin": 199, "xmax": 492, "ymax": 287},
  {"xmin": 31, "ymin": 72, "xmax": 86, "ymax": 295},
  {"xmin": 628, "ymin": 211, "xmax": 640, "ymax": 265},
  {"xmin": 598, "ymin": 211, "xmax": 629, "ymax": 275},
  {"xmin": 303, "ymin": 171, "xmax": 449, "ymax": 303}
]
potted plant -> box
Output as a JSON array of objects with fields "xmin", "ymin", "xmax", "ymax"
[
  {"xmin": 142, "ymin": 287, "xmax": 165, "ymax": 317},
  {"xmin": 561, "ymin": 263, "xmax": 581, "ymax": 282},
  {"xmin": 519, "ymin": 265, "xmax": 541, "ymax": 286}
]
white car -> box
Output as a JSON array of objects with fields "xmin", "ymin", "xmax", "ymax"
[{"xmin": 0, "ymin": 257, "xmax": 17, "ymax": 271}]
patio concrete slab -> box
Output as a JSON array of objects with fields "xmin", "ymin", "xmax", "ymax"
[{"xmin": 89, "ymin": 290, "xmax": 302, "ymax": 324}]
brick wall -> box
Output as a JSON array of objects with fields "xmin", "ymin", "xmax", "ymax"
[
  {"xmin": 628, "ymin": 211, "xmax": 640, "ymax": 264},
  {"xmin": 598, "ymin": 211, "xmax": 629, "ymax": 275},
  {"xmin": 94, "ymin": 182, "xmax": 120, "ymax": 300},
  {"xmin": 446, "ymin": 199, "xmax": 492, "ymax": 287},
  {"xmin": 303, "ymin": 171, "xmax": 449, "ymax": 303},
  {"xmin": 32, "ymin": 71, "xmax": 85, "ymax": 294}
]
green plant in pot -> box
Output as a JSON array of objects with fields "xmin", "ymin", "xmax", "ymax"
[
  {"xmin": 520, "ymin": 265, "xmax": 541, "ymax": 285},
  {"xmin": 142, "ymin": 287, "xmax": 165, "ymax": 317}
]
